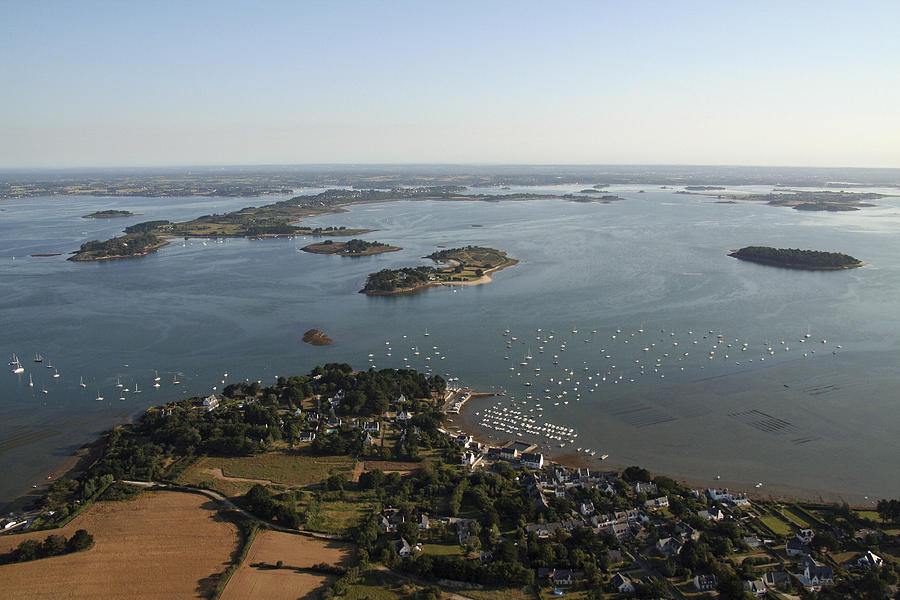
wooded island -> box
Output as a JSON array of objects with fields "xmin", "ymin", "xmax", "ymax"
[
  {"xmin": 302, "ymin": 239, "xmax": 401, "ymax": 256},
  {"xmin": 729, "ymin": 246, "xmax": 863, "ymax": 270},
  {"xmin": 362, "ymin": 246, "xmax": 516, "ymax": 294}
]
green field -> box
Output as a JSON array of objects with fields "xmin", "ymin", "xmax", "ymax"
[
  {"xmin": 464, "ymin": 588, "xmax": 536, "ymax": 600},
  {"xmin": 420, "ymin": 542, "xmax": 463, "ymax": 557},
  {"xmin": 188, "ymin": 453, "xmax": 357, "ymax": 488},
  {"xmin": 782, "ymin": 507, "xmax": 812, "ymax": 528},
  {"xmin": 757, "ymin": 515, "xmax": 793, "ymax": 536},
  {"xmin": 314, "ymin": 497, "xmax": 377, "ymax": 535},
  {"xmin": 340, "ymin": 570, "xmax": 428, "ymax": 600}
]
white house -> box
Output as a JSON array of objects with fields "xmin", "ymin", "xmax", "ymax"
[
  {"xmin": 634, "ymin": 481, "xmax": 658, "ymax": 495},
  {"xmin": 644, "ymin": 496, "xmax": 669, "ymax": 509},
  {"xmin": 202, "ymin": 395, "xmax": 219, "ymax": 411},
  {"xmin": 743, "ymin": 578, "xmax": 767, "ymax": 597},
  {"xmin": 857, "ymin": 550, "xmax": 884, "ymax": 569},
  {"xmin": 786, "ymin": 538, "xmax": 810, "ymax": 557},
  {"xmin": 693, "ymin": 574, "xmax": 718, "ymax": 592},
  {"xmin": 611, "ymin": 572, "xmax": 635, "ymax": 594},
  {"xmin": 698, "ymin": 508, "xmax": 725, "ymax": 521},
  {"xmin": 521, "ymin": 452, "xmax": 544, "ymax": 470},
  {"xmin": 802, "ymin": 557, "xmax": 834, "ymax": 589},
  {"xmin": 579, "ymin": 501, "xmax": 595, "ymax": 517}
]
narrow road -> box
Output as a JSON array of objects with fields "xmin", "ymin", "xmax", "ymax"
[{"xmin": 629, "ymin": 550, "xmax": 686, "ymax": 600}]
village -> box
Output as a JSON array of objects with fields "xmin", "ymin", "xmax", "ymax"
[{"xmin": 2, "ymin": 365, "xmax": 897, "ymax": 599}]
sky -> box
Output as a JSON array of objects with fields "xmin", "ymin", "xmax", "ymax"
[{"xmin": 1, "ymin": 1, "xmax": 898, "ymax": 169}]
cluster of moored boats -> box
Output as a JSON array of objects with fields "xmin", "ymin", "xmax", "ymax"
[
  {"xmin": 8, "ymin": 354, "xmax": 192, "ymax": 402},
  {"xmin": 502, "ymin": 324, "xmax": 841, "ymax": 395}
]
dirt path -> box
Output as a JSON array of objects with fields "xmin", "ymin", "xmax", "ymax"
[{"xmin": 200, "ymin": 467, "xmax": 275, "ymax": 486}]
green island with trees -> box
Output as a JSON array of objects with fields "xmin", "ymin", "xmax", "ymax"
[
  {"xmin": 302, "ymin": 238, "xmax": 401, "ymax": 257},
  {"xmin": 68, "ymin": 231, "xmax": 169, "ymax": 261},
  {"xmin": 82, "ymin": 210, "xmax": 135, "ymax": 218},
  {"xmin": 729, "ymin": 246, "xmax": 863, "ymax": 270},
  {"xmin": 362, "ymin": 246, "xmax": 516, "ymax": 294},
  {"xmin": 5, "ymin": 361, "xmax": 898, "ymax": 599}
]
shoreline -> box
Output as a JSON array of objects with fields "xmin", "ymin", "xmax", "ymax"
[
  {"xmin": 446, "ymin": 391, "xmax": 876, "ymax": 507},
  {"xmin": 1, "ymin": 438, "xmax": 105, "ymax": 516}
]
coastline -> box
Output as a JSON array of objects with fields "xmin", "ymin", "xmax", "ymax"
[
  {"xmin": 1, "ymin": 438, "xmax": 105, "ymax": 516},
  {"xmin": 447, "ymin": 391, "xmax": 875, "ymax": 507}
]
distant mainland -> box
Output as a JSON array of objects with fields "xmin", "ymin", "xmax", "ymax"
[
  {"xmin": 67, "ymin": 188, "xmax": 554, "ymax": 261},
  {"xmin": 729, "ymin": 246, "xmax": 863, "ymax": 270}
]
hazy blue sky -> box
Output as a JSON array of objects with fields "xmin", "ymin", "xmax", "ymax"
[{"xmin": 2, "ymin": 1, "xmax": 898, "ymax": 168}]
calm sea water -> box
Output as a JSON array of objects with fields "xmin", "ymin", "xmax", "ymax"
[{"xmin": 1, "ymin": 186, "xmax": 899, "ymax": 506}]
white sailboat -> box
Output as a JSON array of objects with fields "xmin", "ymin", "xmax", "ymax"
[
  {"xmin": 134, "ymin": 383, "xmax": 141, "ymax": 393},
  {"xmin": 53, "ymin": 369, "xmax": 60, "ymax": 379},
  {"xmin": 29, "ymin": 374, "xmax": 34, "ymax": 387},
  {"xmin": 79, "ymin": 376, "xmax": 86, "ymax": 388},
  {"xmin": 173, "ymin": 374, "xmax": 180, "ymax": 385},
  {"xmin": 96, "ymin": 389, "xmax": 104, "ymax": 401},
  {"xmin": 154, "ymin": 370, "xmax": 160, "ymax": 382},
  {"xmin": 115, "ymin": 378, "xmax": 123, "ymax": 388}
]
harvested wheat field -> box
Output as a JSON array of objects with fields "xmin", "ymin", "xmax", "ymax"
[
  {"xmin": 221, "ymin": 530, "xmax": 355, "ymax": 600},
  {"xmin": 0, "ymin": 491, "xmax": 240, "ymax": 600}
]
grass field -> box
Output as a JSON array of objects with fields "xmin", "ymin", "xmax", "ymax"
[
  {"xmin": 182, "ymin": 453, "xmax": 357, "ymax": 491},
  {"xmin": 420, "ymin": 542, "xmax": 463, "ymax": 556},
  {"xmin": 308, "ymin": 497, "xmax": 376, "ymax": 535},
  {"xmin": 340, "ymin": 570, "xmax": 418, "ymax": 600},
  {"xmin": 0, "ymin": 491, "xmax": 240, "ymax": 599},
  {"xmin": 220, "ymin": 530, "xmax": 355, "ymax": 600},
  {"xmin": 758, "ymin": 515, "xmax": 793, "ymax": 536},
  {"xmin": 463, "ymin": 588, "xmax": 536, "ymax": 600},
  {"xmin": 782, "ymin": 507, "xmax": 812, "ymax": 528}
]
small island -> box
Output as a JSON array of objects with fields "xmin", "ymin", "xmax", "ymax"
[
  {"xmin": 362, "ymin": 246, "xmax": 516, "ymax": 294},
  {"xmin": 566, "ymin": 194, "xmax": 624, "ymax": 203},
  {"xmin": 729, "ymin": 246, "xmax": 863, "ymax": 270},
  {"xmin": 68, "ymin": 232, "xmax": 169, "ymax": 261},
  {"xmin": 301, "ymin": 329, "xmax": 333, "ymax": 346},
  {"xmin": 82, "ymin": 210, "xmax": 135, "ymax": 219},
  {"xmin": 301, "ymin": 238, "xmax": 401, "ymax": 257}
]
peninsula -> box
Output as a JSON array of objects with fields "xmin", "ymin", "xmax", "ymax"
[
  {"xmin": 81, "ymin": 210, "xmax": 135, "ymax": 219},
  {"xmin": 301, "ymin": 238, "xmax": 401, "ymax": 257},
  {"xmin": 362, "ymin": 245, "xmax": 516, "ymax": 294},
  {"xmin": 729, "ymin": 246, "xmax": 863, "ymax": 270},
  {"xmin": 2, "ymin": 362, "xmax": 896, "ymax": 600}
]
